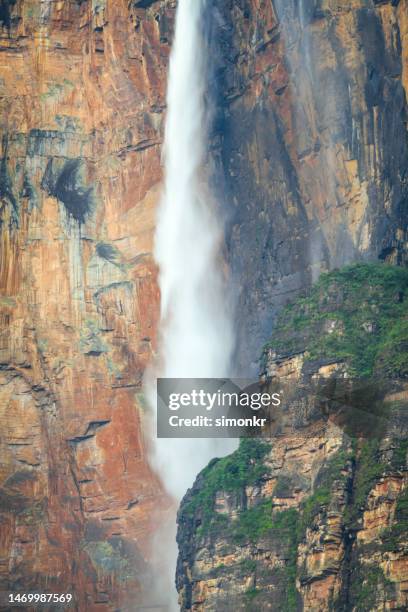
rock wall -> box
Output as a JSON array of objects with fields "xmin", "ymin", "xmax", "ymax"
[
  {"xmin": 209, "ymin": 0, "xmax": 408, "ymax": 370},
  {"xmin": 0, "ymin": 1, "xmax": 175, "ymax": 608},
  {"xmin": 177, "ymin": 427, "xmax": 408, "ymax": 611},
  {"xmin": 176, "ymin": 264, "xmax": 408, "ymax": 611},
  {"xmin": 1, "ymin": 0, "xmax": 408, "ymax": 609}
]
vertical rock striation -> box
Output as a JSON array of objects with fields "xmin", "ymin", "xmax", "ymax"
[
  {"xmin": 0, "ymin": 1, "xmax": 175, "ymax": 608},
  {"xmin": 1, "ymin": 1, "xmax": 408, "ymax": 609},
  {"xmin": 208, "ymin": 0, "xmax": 408, "ymax": 370}
]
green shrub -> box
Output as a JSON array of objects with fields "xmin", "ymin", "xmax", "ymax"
[
  {"xmin": 349, "ymin": 562, "xmax": 395, "ymax": 611},
  {"xmin": 239, "ymin": 559, "xmax": 257, "ymax": 573},
  {"xmin": 345, "ymin": 440, "xmax": 383, "ymax": 528},
  {"xmin": 244, "ymin": 587, "xmax": 262, "ymax": 600},
  {"xmin": 181, "ymin": 439, "xmax": 271, "ymax": 530},
  {"xmin": 262, "ymin": 263, "xmax": 408, "ymax": 377},
  {"xmin": 381, "ymin": 485, "xmax": 408, "ymax": 550}
]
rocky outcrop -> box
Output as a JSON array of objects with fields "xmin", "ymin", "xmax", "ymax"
[
  {"xmin": 176, "ymin": 265, "xmax": 408, "ymax": 611},
  {"xmin": 1, "ymin": 0, "xmax": 408, "ymax": 609},
  {"xmin": 177, "ymin": 408, "xmax": 408, "ymax": 610},
  {"xmin": 208, "ymin": 0, "xmax": 408, "ymax": 370},
  {"xmin": 0, "ymin": 1, "xmax": 175, "ymax": 608}
]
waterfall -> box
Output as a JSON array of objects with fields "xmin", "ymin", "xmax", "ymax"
[
  {"xmin": 155, "ymin": 0, "xmax": 232, "ymax": 386},
  {"xmin": 145, "ymin": 0, "xmax": 236, "ymax": 607}
]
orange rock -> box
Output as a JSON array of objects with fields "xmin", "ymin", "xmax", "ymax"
[{"xmin": 0, "ymin": 0, "xmax": 174, "ymax": 607}]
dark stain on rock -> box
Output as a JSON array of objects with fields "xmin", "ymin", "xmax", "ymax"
[
  {"xmin": 4, "ymin": 470, "xmax": 36, "ymax": 488},
  {"xmin": 96, "ymin": 242, "xmax": 120, "ymax": 264},
  {"xmin": 20, "ymin": 174, "xmax": 38, "ymax": 209},
  {"xmin": 133, "ymin": 0, "xmax": 157, "ymax": 8},
  {"xmin": 27, "ymin": 129, "xmax": 66, "ymax": 158},
  {"xmin": 41, "ymin": 158, "xmax": 93, "ymax": 224},
  {"xmin": 0, "ymin": 0, "xmax": 16, "ymax": 29},
  {"xmin": 0, "ymin": 135, "xmax": 18, "ymax": 227}
]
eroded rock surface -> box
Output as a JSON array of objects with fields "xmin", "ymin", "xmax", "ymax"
[
  {"xmin": 209, "ymin": 0, "xmax": 408, "ymax": 369},
  {"xmin": 176, "ymin": 265, "xmax": 408, "ymax": 611},
  {"xmin": 0, "ymin": 1, "xmax": 175, "ymax": 608},
  {"xmin": 1, "ymin": 1, "xmax": 408, "ymax": 609}
]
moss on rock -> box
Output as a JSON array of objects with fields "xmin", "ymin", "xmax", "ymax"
[
  {"xmin": 180, "ymin": 438, "xmax": 271, "ymax": 532},
  {"xmin": 263, "ymin": 263, "xmax": 408, "ymax": 377}
]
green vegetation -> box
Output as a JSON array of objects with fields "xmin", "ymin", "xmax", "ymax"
[
  {"xmin": 297, "ymin": 487, "xmax": 331, "ymax": 539},
  {"xmin": 233, "ymin": 506, "xmax": 298, "ymax": 610},
  {"xmin": 183, "ymin": 263, "xmax": 408, "ymax": 609},
  {"xmin": 349, "ymin": 562, "xmax": 395, "ymax": 611},
  {"xmin": 182, "ymin": 439, "xmax": 298, "ymax": 610},
  {"xmin": 352, "ymin": 441, "xmax": 382, "ymax": 508},
  {"xmin": 297, "ymin": 448, "xmax": 350, "ymax": 538},
  {"xmin": 185, "ymin": 434, "xmax": 405, "ymax": 610},
  {"xmin": 231, "ymin": 502, "xmax": 297, "ymax": 545},
  {"xmin": 344, "ymin": 440, "xmax": 383, "ymax": 528},
  {"xmin": 234, "ymin": 448, "xmax": 350, "ymax": 609},
  {"xmin": 239, "ymin": 559, "xmax": 257, "ymax": 573},
  {"xmin": 396, "ymin": 483, "xmax": 408, "ymax": 522},
  {"xmin": 244, "ymin": 587, "xmax": 262, "ymax": 600},
  {"xmin": 380, "ymin": 485, "xmax": 408, "ymax": 551},
  {"xmin": 213, "ymin": 563, "xmax": 226, "ymax": 572},
  {"xmin": 182, "ymin": 439, "xmax": 271, "ymax": 530},
  {"xmin": 186, "ymin": 444, "xmax": 353, "ymax": 611},
  {"xmin": 262, "ymin": 263, "xmax": 408, "ymax": 377},
  {"xmin": 390, "ymin": 437, "xmax": 408, "ymax": 470},
  {"xmin": 0, "ymin": 296, "xmax": 16, "ymax": 307},
  {"xmin": 218, "ymin": 503, "xmax": 298, "ymax": 609}
]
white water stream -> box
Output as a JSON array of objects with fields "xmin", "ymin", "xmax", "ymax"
[{"xmin": 145, "ymin": 0, "xmax": 236, "ymax": 607}]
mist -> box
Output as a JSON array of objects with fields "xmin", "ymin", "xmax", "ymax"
[{"xmin": 144, "ymin": 0, "xmax": 237, "ymax": 607}]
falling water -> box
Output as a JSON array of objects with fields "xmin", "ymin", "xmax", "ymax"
[
  {"xmin": 145, "ymin": 0, "xmax": 236, "ymax": 607},
  {"xmin": 155, "ymin": 0, "xmax": 233, "ymax": 387}
]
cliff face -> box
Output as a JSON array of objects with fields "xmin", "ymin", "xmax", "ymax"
[
  {"xmin": 0, "ymin": 1, "xmax": 175, "ymax": 609},
  {"xmin": 177, "ymin": 431, "xmax": 408, "ymax": 611},
  {"xmin": 176, "ymin": 264, "xmax": 408, "ymax": 611},
  {"xmin": 1, "ymin": 1, "xmax": 408, "ymax": 610},
  {"xmin": 209, "ymin": 0, "xmax": 408, "ymax": 369}
]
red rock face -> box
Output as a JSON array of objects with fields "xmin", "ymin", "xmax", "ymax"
[
  {"xmin": 0, "ymin": 1, "xmax": 175, "ymax": 608},
  {"xmin": 1, "ymin": 0, "xmax": 408, "ymax": 609}
]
